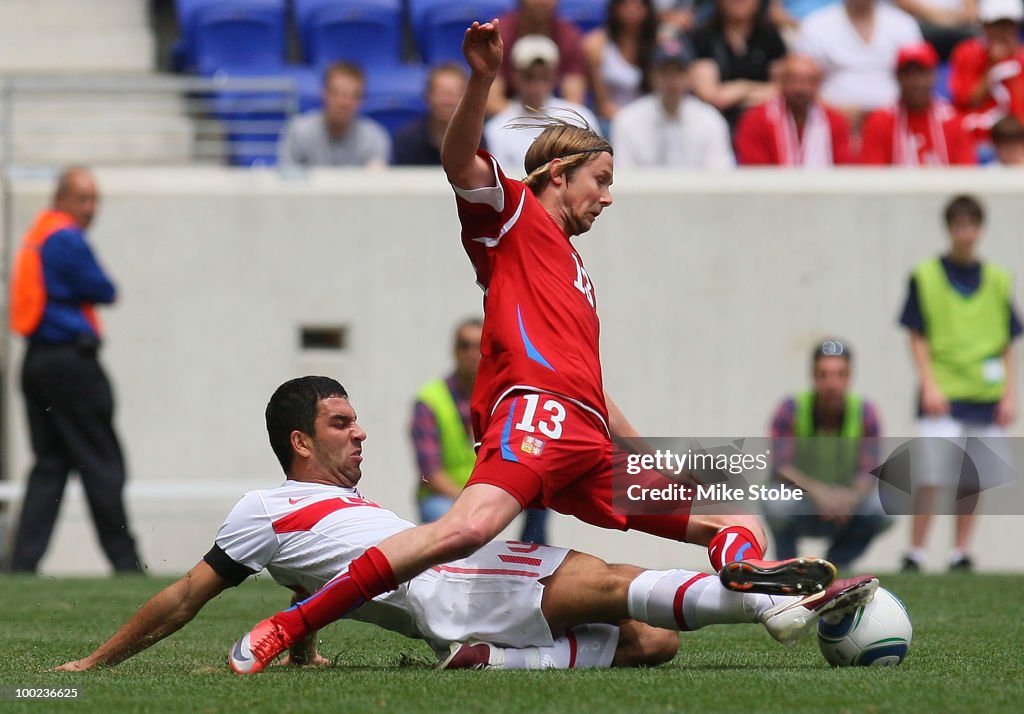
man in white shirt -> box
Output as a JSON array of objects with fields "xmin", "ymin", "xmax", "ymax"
[
  {"xmin": 798, "ymin": 0, "xmax": 924, "ymax": 125},
  {"xmin": 610, "ymin": 36, "xmax": 735, "ymax": 169},
  {"xmin": 484, "ymin": 34, "xmax": 603, "ymax": 178},
  {"xmin": 277, "ymin": 63, "xmax": 392, "ymax": 168},
  {"xmin": 54, "ymin": 376, "xmax": 876, "ymax": 673}
]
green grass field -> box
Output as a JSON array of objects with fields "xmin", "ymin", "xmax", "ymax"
[{"xmin": 1, "ymin": 573, "xmax": 1021, "ymax": 713}]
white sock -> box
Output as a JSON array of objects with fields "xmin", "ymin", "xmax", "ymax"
[
  {"xmin": 909, "ymin": 548, "xmax": 927, "ymax": 564},
  {"xmin": 494, "ymin": 624, "xmax": 620, "ymax": 669},
  {"xmin": 626, "ymin": 569, "xmax": 792, "ymax": 630},
  {"xmin": 949, "ymin": 549, "xmax": 968, "ymax": 563}
]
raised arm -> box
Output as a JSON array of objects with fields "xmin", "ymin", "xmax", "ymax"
[
  {"xmin": 54, "ymin": 561, "xmax": 232, "ymax": 670},
  {"xmin": 442, "ymin": 20, "xmax": 504, "ymax": 190}
]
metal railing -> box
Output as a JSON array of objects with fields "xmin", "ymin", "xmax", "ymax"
[{"xmin": 0, "ymin": 74, "xmax": 301, "ymax": 170}]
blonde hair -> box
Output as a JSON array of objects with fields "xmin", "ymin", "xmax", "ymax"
[{"xmin": 505, "ymin": 110, "xmax": 612, "ymax": 192}]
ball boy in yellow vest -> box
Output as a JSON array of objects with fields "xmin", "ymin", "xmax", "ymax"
[{"xmin": 899, "ymin": 195, "xmax": 1021, "ymax": 572}]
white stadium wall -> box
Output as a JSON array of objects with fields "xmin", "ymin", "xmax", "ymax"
[{"xmin": 2, "ymin": 167, "xmax": 1023, "ymax": 575}]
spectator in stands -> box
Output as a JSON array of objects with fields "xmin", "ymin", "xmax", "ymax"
[
  {"xmin": 734, "ymin": 54, "xmax": 853, "ymax": 165},
  {"xmin": 278, "ymin": 63, "xmax": 391, "ymax": 168},
  {"xmin": 611, "ymin": 35, "xmax": 736, "ymax": 166},
  {"xmin": 898, "ymin": 194, "xmax": 1020, "ymax": 572},
  {"xmin": 949, "ymin": 0, "xmax": 1024, "ymax": 140},
  {"xmin": 583, "ymin": 0, "xmax": 659, "ymax": 122},
  {"xmin": 860, "ymin": 42, "xmax": 977, "ymax": 165},
  {"xmin": 689, "ymin": 0, "xmax": 788, "ymax": 132},
  {"xmin": 893, "ymin": 0, "xmax": 979, "ymax": 60},
  {"xmin": 411, "ymin": 318, "xmax": 549, "ymax": 543},
  {"xmin": 490, "ymin": 0, "xmax": 588, "ymax": 115},
  {"xmin": 991, "ymin": 113, "xmax": 1024, "ymax": 164},
  {"xmin": 393, "ymin": 64, "xmax": 468, "ymax": 166},
  {"xmin": 764, "ymin": 339, "xmax": 891, "ymax": 571},
  {"xmin": 7, "ymin": 167, "xmax": 143, "ymax": 574},
  {"xmin": 798, "ymin": 0, "xmax": 923, "ymax": 128},
  {"xmin": 484, "ymin": 35, "xmax": 603, "ymax": 177}
]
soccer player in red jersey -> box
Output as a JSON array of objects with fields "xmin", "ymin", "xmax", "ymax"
[{"xmin": 228, "ymin": 20, "xmax": 837, "ymax": 673}]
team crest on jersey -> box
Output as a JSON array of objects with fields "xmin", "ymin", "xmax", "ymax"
[{"xmin": 521, "ymin": 435, "xmax": 546, "ymax": 456}]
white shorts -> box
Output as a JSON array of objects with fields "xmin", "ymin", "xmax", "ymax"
[
  {"xmin": 913, "ymin": 416, "xmax": 1011, "ymax": 490},
  {"xmin": 404, "ymin": 540, "xmax": 570, "ymax": 656}
]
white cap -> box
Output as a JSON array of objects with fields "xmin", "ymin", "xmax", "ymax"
[
  {"xmin": 511, "ymin": 34, "xmax": 560, "ymax": 70},
  {"xmin": 979, "ymin": 0, "xmax": 1023, "ymax": 23}
]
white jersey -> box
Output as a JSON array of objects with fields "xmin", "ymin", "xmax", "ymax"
[{"xmin": 210, "ymin": 480, "xmax": 570, "ymax": 653}]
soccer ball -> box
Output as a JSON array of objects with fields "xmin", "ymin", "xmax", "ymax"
[{"xmin": 817, "ymin": 587, "xmax": 912, "ymax": 667}]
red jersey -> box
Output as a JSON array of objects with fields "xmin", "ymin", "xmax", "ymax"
[
  {"xmin": 455, "ymin": 151, "xmax": 606, "ymax": 438},
  {"xmin": 859, "ymin": 101, "xmax": 976, "ymax": 165},
  {"xmin": 948, "ymin": 37, "xmax": 1024, "ymax": 138},
  {"xmin": 733, "ymin": 99, "xmax": 853, "ymax": 166}
]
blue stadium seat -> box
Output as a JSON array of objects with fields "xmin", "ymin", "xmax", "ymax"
[
  {"xmin": 558, "ymin": 0, "xmax": 607, "ymax": 34},
  {"xmin": 416, "ymin": 0, "xmax": 513, "ymax": 65},
  {"xmin": 364, "ymin": 62, "xmax": 430, "ymax": 99},
  {"xmin": 294, "ymin": 0, "xmax": 404, "ymax": 69},
  {"xmin": 204, "ymin": 65, "xmax": 319, "ymax": 167},
  {"xmin": 206, "ymin": 91, "xmax": 288, "ymax": 167},
  {"xmin": 408, "ymin": 0, "xmax": 513, "ymax": 30},
  {"xmin": 361, "ymin": 63, "xmax": 430, "ymax": 138},
  {"xmin": 361, "ymin": 94, "xmax": 428, "ymax": 140},
  {"xmin": 175, "ymin": 0, "xmax": 286, "ymax": 73},
  {"xmin": 191, "ymin": 1, "xmax": 288, "ymax": 75},
  {"xmin": 172, "ymin": 0, "xmax": 203, "ymax": 69}
]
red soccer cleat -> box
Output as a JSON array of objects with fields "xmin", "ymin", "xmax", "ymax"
[
  {"xmin": 719, "ymin": 557, "xmax": 837, "ymax": 595},
  {"xmin": 228, "ymin": 617, "xmax": 294, "ymax": 675}
]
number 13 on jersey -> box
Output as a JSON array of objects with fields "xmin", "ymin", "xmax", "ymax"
[{"xmin": 514, "ymin": 393, "xmax": 566, "ymax": 439}]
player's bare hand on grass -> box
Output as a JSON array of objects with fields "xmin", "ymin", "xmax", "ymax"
[
  {"xmin": 52, "ymin": 659, "xmax": 92, "ymax": 672},
  {"xmin": 463, "ymin": 20, "xmax": 503, "ymax": 76}
]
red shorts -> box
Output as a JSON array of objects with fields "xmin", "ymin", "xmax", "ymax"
[{"xmin": 468, "ymin": 391, "xmax": 692, "ymax": 540}]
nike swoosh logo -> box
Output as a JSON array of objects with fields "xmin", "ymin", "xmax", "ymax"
[
  {"xmin": 232, "ymin": 637, "xmax": 253, "ymax": 664},
  {"xmin": 288, "ymin": 497, "xmax": 312, "ymax": 505}
]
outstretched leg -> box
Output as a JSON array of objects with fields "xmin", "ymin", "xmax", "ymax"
[
  {"xmin": 230, "ymin": 482, "xmax": 524, "ymax": 674},
  {"xmin": 443, "ymin": 550, "xmax": 876, "ymax": 672},
  {"xmin": 542, "ymin": 552, "xmax": 870, "ymax": 647}
]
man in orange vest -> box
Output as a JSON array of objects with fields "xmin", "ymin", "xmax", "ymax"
[{"xmin": 6, "ymin": 166, "xmax": 143, "ymax": 574}]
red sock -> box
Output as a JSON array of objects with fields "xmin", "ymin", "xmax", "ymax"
[
  {"xmin": 707, "ymin": 526, "xmax": 763, "ymax": 571},
  {"xmin": 273, "ymin": 547, "xmax": 398, "ymax": 639}
]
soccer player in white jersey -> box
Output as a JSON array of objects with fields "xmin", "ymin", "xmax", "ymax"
[{"xmin": 55, "ymin": 377, "xmax": 877, "ymax": 673}]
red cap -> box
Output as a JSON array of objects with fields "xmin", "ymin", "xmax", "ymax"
[{"xmin": 897, "ymin": 42, "xmax": 939, "ymax": 71}]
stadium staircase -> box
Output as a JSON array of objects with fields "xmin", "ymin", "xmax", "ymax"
[{"xmin": 0, "ymin": 0, "xmax": 203, "ymax": 167}]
